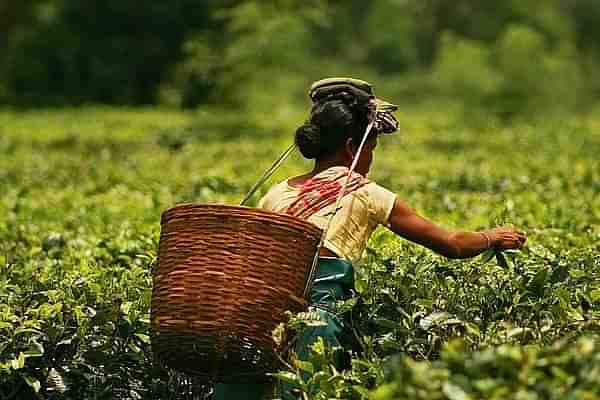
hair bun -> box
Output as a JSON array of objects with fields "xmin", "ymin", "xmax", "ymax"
[{"xmin": 295, "ymin": 123, "xmax": 321, "ymax": 159}]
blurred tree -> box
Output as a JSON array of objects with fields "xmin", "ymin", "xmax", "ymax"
[
  {"xmin": 0, "ymin": 1, "xmax": 36, "ymax": 52},
  {"xmin": 432, "ymin": 32, "xmax": 501, "ymax": 105},
  {"xmin": 365, "ymin": 1, "xmax": 422, "ymax": 73},
  {"xmin": 494, "ymin": 24, "xmax": 583, "ymax": 116},
  {"xmin": 2, "ymin": 0, "xmax": 217, "ymax": 105},
  {"xmin": 432, "ymin": 23, "xmax": 584, "ymax": 118},
  {"xmin": 0, "ymin": 0, "xmax": 598, "ymax": 111},
  {"xmin": 0, "ymin": 0, "xmax": 37, "ymax": 99},
  {"xmin": 162, "ymin": 0, "xmax": 328, "ymax": 111},
  {"xmin": 567, "ymin": 0, "xmax": 600, "ymax": 96}
]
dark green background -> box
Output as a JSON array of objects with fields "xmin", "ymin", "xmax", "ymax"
[{"xmin": 2, "ymin": 1, "xmax": 600, "ymax": 116}]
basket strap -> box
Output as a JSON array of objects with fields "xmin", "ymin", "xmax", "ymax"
[
  {"xmin": 237, "ymin": 109, "xmax": 376, "ymax": 298},
  {"xmin": 302, "ymin": 119, "xmax": 376, "ymax": 297},
  {"xmin": 239, "ymin": 142, "xmax": 297, "ymax": 206}
]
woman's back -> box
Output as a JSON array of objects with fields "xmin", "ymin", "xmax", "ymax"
[{"xmin": 258, "ymin": 166, "xmax": 396, "ymax": 263}]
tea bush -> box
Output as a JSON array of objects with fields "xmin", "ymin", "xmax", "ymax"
[
  {"xmin": 372, "ymin": 337, "xmax": 600, "ymax": 400},
  {"xmin": 0, "ymin": 106, "xmax": 598, "ymax": 399}
]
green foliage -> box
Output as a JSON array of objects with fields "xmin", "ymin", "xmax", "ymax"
[
  {"xmin": 2, "ymin": 1, "xmax": 600, "ymax": 113},
  {"xmin": 0, "ymin": 106, "xmax": 598, "ymax": 398},
  {"xmin": 272, "ymin": 337, "xmax": 385, "ymax": 400},
  {"xmin": 1, "ymin": 0, "xmax": 215, "ymax": 105},
  {"xmin": 493, "ymin": 25, "xmax": 584, "ymax": 117},
  {"xmin": 364, "ymin": 1, "xmax": 422, "ymax": 72},
  {"xmin": 432, "ymin": 32, "xmax": 502, "ymax": 103},
  {"xmin": 162, "ymin": 0, "xmax": 328, "ymax": 112},
  {"xmin": 432, "ymin": 24, "xmax": 586, "ymax": 118},
  {"xmin": 372, "ymin": 337, "xmax": 600, "ymax": 400}
]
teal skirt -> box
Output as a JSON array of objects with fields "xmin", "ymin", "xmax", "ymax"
[
  {"xmin": 214, "ymin": 257, "xmax": 355, "ymax": 400},
  {"xmin": 292, "ymin": 257, "xmax": 355, "ymax": 367}
]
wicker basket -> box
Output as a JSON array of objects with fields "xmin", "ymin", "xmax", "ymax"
[{"xmin": 151, "ymin": 203, "xmax": 322, "ymax": 382}]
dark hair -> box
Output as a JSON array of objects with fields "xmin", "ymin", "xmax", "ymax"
[{"xmin": 295, "ymin": 99, "xmax": 370, "ymax": 159}]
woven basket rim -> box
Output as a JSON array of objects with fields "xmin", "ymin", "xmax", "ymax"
[{"xmin": 161, "ymin": 202, "xmax": 323, "ymax": 234}]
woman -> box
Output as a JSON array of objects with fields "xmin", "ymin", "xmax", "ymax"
[{"xmin": 215, "ymin": 77, "xmax": 527, "ymax": 399}]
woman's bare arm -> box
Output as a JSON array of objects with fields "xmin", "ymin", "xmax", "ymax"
[{"xmin": 387, "ymin": 198, "xmax": 526, "ymax": 259}]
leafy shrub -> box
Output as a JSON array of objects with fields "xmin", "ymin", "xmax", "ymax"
[
  {"xmin": 365, "ymin": 1, "xmax": 422, "ymax": 73},
  {"xmin": 372, "ymin": 337, "xmax": 600, "ymax": 400},
  {"xmin": 432, "ymin": 32, "xmax": 502, "ymax": 106},
  {"xmin": 493, "ymin": 25, "xmax": 584, "ymax": 117},
  {"xmin": 0, "ymin": 108, "xmax": 598, "ymax": 399},
  {"xmin": 162, "ymin": 0, "xmax": 328, "ymax": 111},
  {"xmin": 432, "ymin": 25, "xmax": 586, "ymax": 118}
]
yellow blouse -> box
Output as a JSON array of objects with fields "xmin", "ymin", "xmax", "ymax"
[{"xmin": 257, "ymin": 177, "xmax": 396, "ymax": 263}]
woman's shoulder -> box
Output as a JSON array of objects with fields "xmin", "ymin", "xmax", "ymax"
[
  {"xmin": 358, "ymin": 181, "xmax": 397, "ymax": 224},
  {"xmin": 257, "ymin": 179, "xmax": 297, "ymax": 209},
  {"xmin": 357, "ymin": 180, "xmax": 395, "ymax": 198}
]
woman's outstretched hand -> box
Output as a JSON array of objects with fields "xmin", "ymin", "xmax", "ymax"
[
  {"xmin": 387, "ymin": 198, "xmax": 528, "ymax": 258},
  {"xmin": 487, "ymin": 226, "xmax": 527, "ymax": 250}
]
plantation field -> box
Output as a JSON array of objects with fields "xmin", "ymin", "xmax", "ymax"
[{"xmin": 0, "ymin": 106, "xmax": 599, "ymax": 399}]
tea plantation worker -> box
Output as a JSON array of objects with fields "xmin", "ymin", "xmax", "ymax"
[{"xmin": 214, "ymin": 78, "xmax": 527, "ymax": 399}]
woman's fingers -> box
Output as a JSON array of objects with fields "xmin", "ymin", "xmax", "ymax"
[
  {"xmin": 500, "ymin": 231, "xmax": 526, "ymax": 249},
  {"xmin": 517, "ymin": 231, "xmax": 527, "ymax": 246},
  {"xmin": 489, "ymin": 226, "xmax": 527, "ymax": 250}
]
